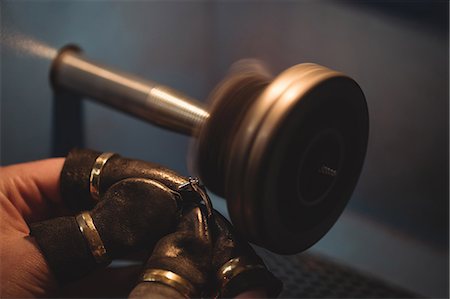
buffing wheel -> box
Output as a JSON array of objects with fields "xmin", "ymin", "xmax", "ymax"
[{"xmin": 197, "ymin": 63, "xmax": 369, "ymax": 254}]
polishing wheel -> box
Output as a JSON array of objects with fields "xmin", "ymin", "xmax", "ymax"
[{"xmin": 198, "ymin": 63, "xmax": 368, "ymax": 253}]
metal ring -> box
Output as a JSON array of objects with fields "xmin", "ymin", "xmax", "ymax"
[
  {"xmin": 216, "ymin": 256, "xmax": 266, "ymax": 292},
  {"xmin": 89, "ymin": 152, "xmax": 115, "ymax": 202},
  {"xmin": 76, "ymin": 212, "xmax": 109, "ymax": 264},
  {"xmin": 178, "ymin": 177, "xmax": 214, "ymax": 222},
  {"xmin": 141, "ymin": 269, "xmax": 196, "ymax": 299}
]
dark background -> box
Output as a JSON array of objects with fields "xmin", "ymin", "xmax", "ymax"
[{"xmin": 1, "ymin": 1, "xmax": 448, "ymax": 297}]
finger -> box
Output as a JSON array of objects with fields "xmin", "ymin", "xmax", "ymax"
[
  {"xmin": 30, "ymin": 178, "xmax": 180, "ymax": 283},
  {"xmin": 0, "ymin": 158, "xmax": 67, "ymax": 225},
  {"xmin": 0, "ymin": 234, "xmax": 58, "ymax": 298}
]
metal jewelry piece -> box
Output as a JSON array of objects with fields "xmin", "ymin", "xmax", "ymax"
[
  {"xmin": 75, "ymin": 211, "xmax": 109, "ymax": 264},
  {"xmin": 89, "ymin": 152, "xmax": 115, "ymax": 202},
  {"xmin": 140, "ymin": 269, "xmax": 197, "ymax": 299},
  {"xmin": 216, "ymin": 256, "xmax": 266, "ymax": 293},
  {"xmin": 178, "ymin": 177, "xmax": 214, "ymax": 222}
]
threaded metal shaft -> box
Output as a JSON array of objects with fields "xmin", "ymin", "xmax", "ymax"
[{"xmin": 51, "ymin": 47, "xmax": 210, "ymax": 136}]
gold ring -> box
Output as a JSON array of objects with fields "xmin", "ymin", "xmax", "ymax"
[
  {"xmin": 217, "ymin": 257, "xmax": 265, "ymax": 291},
  {"xmin": 141, "ymin": 269, "xmax": 196, "ymax": 298},
  {"xmin": 76, "ymin": 212, "xmax": 109, "ymax": 264},
  {"xmin": 89, "ymin": 152, "xmax": 115, "ymax": 202}
]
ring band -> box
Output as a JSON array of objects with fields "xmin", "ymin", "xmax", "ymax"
[
  {"xmin": 217, "ymin": 257, "xmax": 265, "ymax": 291},
  {"xmin": 76, "ymin": 212, "xmax": 109, "ymax": 264},
  {"xmin": 141, "ymin": 269, "xmax": 196, "ymax": 298},
  {"xmin": 89, "ymin": 152, "xmax": 115, "ymax": 202}
]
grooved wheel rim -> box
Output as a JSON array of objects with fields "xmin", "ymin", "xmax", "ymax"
[{"xmin": 225, "ymin": 63, "xmax": 368, "ymax": 254}]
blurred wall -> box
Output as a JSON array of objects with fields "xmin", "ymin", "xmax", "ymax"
[{"xmin": 1, "ymin": 1, "xmax": 448, "ymax": 296}]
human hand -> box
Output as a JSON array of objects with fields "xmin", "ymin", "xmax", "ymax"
[
  {"xmin": 0, "ymin": 158, "xmax": 65, "ymax": 297},
  {"xmin": 0, "ymin": 154, "xmax": 280, "ymax": 298},
  {"xmin": 0, "ymin": 159, "xmax": 148, "ymax": 298},
  {"xmin": 0, "ymin": 150, "xmax": 190, "ymax": 298}
]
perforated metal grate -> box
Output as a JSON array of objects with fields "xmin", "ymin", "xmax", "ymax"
[{"xmin": 255, "ymin": 249, "xmax": 416, "ymax": 298}]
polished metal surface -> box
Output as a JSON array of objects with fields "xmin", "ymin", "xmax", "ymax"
[
  {"xmin": 140, "ymin": 269, "xmax": 196, "ymax": 299},
  {"xmin": 75, "ymin": 211, "xmax": 109, "ymax": 264},
  {"xmin": 216, "ymin": 256, "xmax": 266, "ymax": 291},
  {"xmin": 89, "ymin": 152, "xmax": 116, "ymax": 202},
  {"xmin": 51, "ymin": 47, "xmax": 209, "ymax": 136}
]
